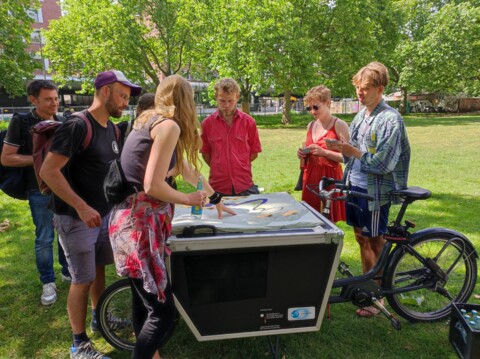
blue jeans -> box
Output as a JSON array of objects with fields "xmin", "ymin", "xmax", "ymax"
[{"xmin": 28, "ymin": 190, "xmax": 69, "ymax": 284}]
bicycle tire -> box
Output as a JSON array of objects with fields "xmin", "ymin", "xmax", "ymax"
[
  {"xmin": 96, "ymin": 278, "xmax": 135, "ymax": 351},
  {"xmin": 383, "ymin": 232, "xmax": 477, "ymax": 322}
]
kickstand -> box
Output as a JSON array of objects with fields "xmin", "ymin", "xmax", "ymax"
[{"xmin": 266, "ymin": 336, "xmax": 281, "ymax": 359}]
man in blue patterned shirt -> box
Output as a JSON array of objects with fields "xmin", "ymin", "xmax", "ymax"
[{"xmin": 327, "ymin": 61, "xmax": 410, "ymax": 317}]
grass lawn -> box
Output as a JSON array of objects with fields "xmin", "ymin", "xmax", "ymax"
[{"xmin": 0, "ymin": 113, "xmax": 479, "ymax": 358}]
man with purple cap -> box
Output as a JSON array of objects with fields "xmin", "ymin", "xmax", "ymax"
[{"xmin": 40, "ymin": 70, "xmax": 141, "ymax": 359}]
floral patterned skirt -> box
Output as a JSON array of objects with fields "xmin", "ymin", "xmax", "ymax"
[{"xmin": 109, "ymin": 193, "xmax": 173, "ymax": 302}]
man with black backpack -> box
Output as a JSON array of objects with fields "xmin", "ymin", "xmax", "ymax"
[
  {"xmin": 1, "ymin": 80, "xmax": 70, "ymax": 306},
  {"xmin": 40, "ymin": 70, "xmax": 141, "ymax": 359}
]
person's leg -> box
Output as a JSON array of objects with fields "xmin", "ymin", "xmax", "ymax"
[
  {"xmin": 28, "ymin": 190, "xmax": 55, "ymax": 285},
  {"xmin": 91, "ymin": 214, "xmax": 114, "ymax": 311},
  {"xmin": 90, "ymin": 265, "xmax": 105, "ymax": 310},
  {"xmin": 57, "ymin": 234, "xmax": 70, "ymax": 279},
  {"xmin": 54, "ymin": 214, "xmax": 100, "ymax": 343},
  {"xmin": 67, "ymin": 282, "xmax": 92, "ymax": 334},
  {"xmin": 130, "ymin": 278, "xmax": 177, "ymax": 359},
  {"xmin": 353, "ymin": 227, "xmax": 377, "ymax": 274},
  {"xmin": 130, "ymin": 278, "xmax": 148, "ymax": 338}
]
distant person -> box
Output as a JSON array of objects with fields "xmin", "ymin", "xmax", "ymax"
[
  {"xmin": 117, "ymin": 92, "xmax": 155, "ymax": 139},
  {"xmin": 200, "ymin": 78, "xmax": 262, "ymax": 196},
  {"xmin": 297, "ymin": 85, "xmax": 349, "ymax": 222},
  {"xmin": 109, "ymin": 75, "xmax": 235, "ymax": 359},
  {"xmin": 1, "ymin": 80, "xmax": 70, "ymax": 306},
  {"xmin": 326, "ymin": 62, "xmax": 410, "ymax": 317},
  {"xmin": 40, "ymin": 70, "xmax": 141, "ymax": 358}
]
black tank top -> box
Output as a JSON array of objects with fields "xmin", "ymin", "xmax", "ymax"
[{"xmin": 121, "ymin": 116, "xmax": 176, "ymax": 189}]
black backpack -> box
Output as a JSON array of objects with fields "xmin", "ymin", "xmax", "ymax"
[{"xmin": 0, "ymin": 113, "xmax": 29, "ymax": 200}]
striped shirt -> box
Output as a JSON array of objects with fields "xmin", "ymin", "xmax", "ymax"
[{"xmin": 344, "ymin": 100, "xmax": 411, "ymax": 211}]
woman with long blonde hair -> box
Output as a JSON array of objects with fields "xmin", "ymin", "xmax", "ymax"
[{"xmin": 109, "ymin": 75, "xmax": 235, "ymax": 359}]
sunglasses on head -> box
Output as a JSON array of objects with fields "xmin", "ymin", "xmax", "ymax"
[{"xmin": 306, "ymin": 105, "xmax": 320, "ymax": 111}]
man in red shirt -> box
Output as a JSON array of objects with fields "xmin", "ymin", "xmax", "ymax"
[{"xmin": 201, "ymin": 78, "xmax": 262, "ymax": 196}]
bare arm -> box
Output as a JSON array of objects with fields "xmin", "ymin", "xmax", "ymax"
[
  {"xmin": 144, "ymin": 121, "xmax": 203, "ymax": 207},
  {"xmin": 176, "ymin": 159, "xmax": 236, "ymax": 218},
  {"xmin": 0, "ymin": 144, "xmax": 32, "ymax": 167},
  {"xmin": 39, "ymin": 152, "xmax": 101, "ymax": 227}
]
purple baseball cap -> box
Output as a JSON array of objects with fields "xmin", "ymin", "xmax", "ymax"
[{"xmin": 94, "ymin": 70, "xmax": 142, "ymax": 97}]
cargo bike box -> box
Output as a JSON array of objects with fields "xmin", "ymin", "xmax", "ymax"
[{"xmin": 168, "ymin": 192, "xmax": 344, "ymax": 341}]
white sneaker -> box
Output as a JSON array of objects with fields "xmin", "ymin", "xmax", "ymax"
[
  {"xmin": 62, "ymin": 274, "xmax": 72, "ymax": 283},
  {"xmin": 70, "ymin": 340, "xmax": 110, "ymax": 359},
  {"xmin": 41, "ymin": 282, "xmax": 57, "ymax": 305}
]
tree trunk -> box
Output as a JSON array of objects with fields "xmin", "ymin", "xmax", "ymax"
[
  {"xmin": 241, "ymin": 90, "xmax": 250, "ymax": 114},
  {"xmin": 281, "ymin": 89, "xmax": 291, "ymax": 124},
  {"xmin": 400, "ymin": 86, "xmax": 408, "ymax": 115}
]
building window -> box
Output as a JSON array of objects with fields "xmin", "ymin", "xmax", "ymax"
[{"xmin": 27, "ymin": 8, "xmax": 43, "ymax": 23}]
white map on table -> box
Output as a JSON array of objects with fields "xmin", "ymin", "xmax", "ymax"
[{"xmin": 171, "ymin": 192, "xmax": 324, "ymax": 234}]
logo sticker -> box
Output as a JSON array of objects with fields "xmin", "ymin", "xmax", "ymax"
[
  {"xmin": 288, "ymin": 307, "xmax": 315, "ymax": 321},
  {"xmin": 112, "ymin": 141, "xmax": 119, "ymax": 154}
]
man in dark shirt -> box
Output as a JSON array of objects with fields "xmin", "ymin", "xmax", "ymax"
[
  {"xmin": 1, "ymin": 80, "xmax": 70, "ymax": 306},
  {"xmin": 40, "ymin": 70, "xmax": 141, "ymax": 359}
]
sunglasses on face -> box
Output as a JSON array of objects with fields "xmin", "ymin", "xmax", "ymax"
[{"xmin": 306, "ymin": 105, "xmax": 320, "ymax": 111}]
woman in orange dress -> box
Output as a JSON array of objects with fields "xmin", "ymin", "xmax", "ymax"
[{"xmin": 297, "ymin": 85, "xmax": 350, "ymax": 222}]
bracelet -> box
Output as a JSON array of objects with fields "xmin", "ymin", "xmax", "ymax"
[{"xmin": 208, "ymin": 191, "xmax": 223, "ymax": 205}]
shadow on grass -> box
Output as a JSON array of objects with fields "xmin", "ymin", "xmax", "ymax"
[
  {"xmin": 390, "ymin": 191, "xmax": 480, "ymax": 239},
  {"xmin": 0, "ymin": 190, "xmax": 477, "ymax": 358}
]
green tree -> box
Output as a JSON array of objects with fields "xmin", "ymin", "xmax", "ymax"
[
  {"xmin": 399, "ymin": 2, "xmax": 480, "ymax": 96},
  {"xmin": 200, "ymin": 0, "xmax": 272, "ymax": 114},
  {"xmin": 390, "ymin": 0, "xmax": 480, "ymax": 112},
  {"xmin": 43, "ymin": 0, "xmax": 204, "ymax": 92},
  {"xmin": 0, "ymin": 0, "xmax": 37, "ymax": 96}
]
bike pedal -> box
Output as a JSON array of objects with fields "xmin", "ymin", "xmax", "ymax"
[{"xmin": 372, "ymin": 297, "xmax": 401, "ymax": 330}]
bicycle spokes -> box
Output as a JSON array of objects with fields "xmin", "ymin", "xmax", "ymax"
[{"xmin": 384, "ymin": 234, "xmax": 477, "ymax": 323}]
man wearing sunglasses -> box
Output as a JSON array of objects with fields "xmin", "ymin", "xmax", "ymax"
[
  {"xmin": 326, "ymin": 62, "xmax": 410, "ymax": 318},
  {"xmin": 200, "ymin": 78, "xmax": 262, "ymax": 196}
]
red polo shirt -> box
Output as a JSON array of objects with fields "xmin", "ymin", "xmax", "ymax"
[{"xmin": 200, "ymin": 109, "xmax": 262, "ymax": 194}]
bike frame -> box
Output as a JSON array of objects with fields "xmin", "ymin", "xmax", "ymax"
[{"xmin": 311, "ymin": 182, "xmax": 478, "ymax": 306}]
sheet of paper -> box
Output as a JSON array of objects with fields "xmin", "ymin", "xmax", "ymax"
[{"xmin": 172, "ymin": 192, "xmax": 324, "ymax": 234}]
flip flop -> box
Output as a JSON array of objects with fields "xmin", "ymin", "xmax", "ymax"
[{"xmin": 356, "ymin": 306, "xmax": 381, "ymax": 318}]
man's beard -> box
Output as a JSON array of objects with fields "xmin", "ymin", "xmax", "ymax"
[{"xmin": 106, "ymin": 97, "xmax": 124, "ymax": 118}]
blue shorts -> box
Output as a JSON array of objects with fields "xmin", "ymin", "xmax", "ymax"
[
  {"xmin": 346, "ymin": 186, "xmax": 391, "ymax": 237},
  {"xmin": 53, "ymin": 214, "xmax": 113, "ymax": 284}
]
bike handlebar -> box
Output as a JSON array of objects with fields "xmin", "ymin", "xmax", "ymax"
[{"xmin": 308, "ymin": 177, "xmax": 375, "ymax": 202}]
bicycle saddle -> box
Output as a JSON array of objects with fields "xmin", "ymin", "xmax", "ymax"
[{"xmin": 390, "ymin": 186, "xmax": 431, "ymax": 200}]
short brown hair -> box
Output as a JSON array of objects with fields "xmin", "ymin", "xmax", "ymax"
[
  {"xmin": 352, "ymin": 61, "xmax": 389, "ymax": 88},
  {"xmin": 214, "ymin": 78, "xmax": 240, "ymax": 96},
  {"xmin": 304, "ymin": 85, "xmax": 331, "ymax": 104},
  {"xmin": 136, "ymin": 92, "xmax": 155, "ymax": 116}
]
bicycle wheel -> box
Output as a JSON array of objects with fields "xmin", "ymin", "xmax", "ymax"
[
  {"xmin": 384, "ymin": 232, "xmax": 477, "ymax": 322},
  {"xmin": 96, "ymin": 278, "xmax": 135, "ymax": 351}
]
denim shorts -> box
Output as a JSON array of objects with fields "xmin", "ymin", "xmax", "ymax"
[
  {"xmin": 345, "ymin": 186, "xmax": 391, "ymax": 237},
  {"xmin": 53, "ymin": 213, "xmax": 113, "ymax": 283}
]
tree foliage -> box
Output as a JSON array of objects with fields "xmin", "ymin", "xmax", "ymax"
[
  {"xmin": 399, "ymin": 2, "xmax": 480, "ymax": 95},
  {"xmin": 43, "ymin": 0, "xmax": 204, "ymax": 93},
  {"xmin": 37, "ymin": 0, "xmax": 480, "ymax": 119},
  {"xmin": 0, "ymin": 0, "xmax": 37, "ymax": 96}
]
